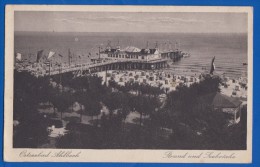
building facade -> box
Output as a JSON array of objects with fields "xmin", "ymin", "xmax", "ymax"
[
  {"xmin": 161, "ymin": 50, "xmax": 184, "ymax": 62},
  {"xmin": 100, "ymin": 46, "xmax": 161, "ymax": 62},
  {"xmin": 201, "ymin": 92, "xmax": 243, "ymax": 124}
]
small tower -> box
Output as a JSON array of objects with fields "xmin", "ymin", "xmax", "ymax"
[
  {"xmin": 145, "ymin": 41, "xmax": 150, "ymax": 53},
  {"xmin": 116, "ymin": 40, "xmax": 121, "ymax": 51},
  {"xmin": 155, "ymin": 41, "xmax": 159, "ymax": 50},
  {"xmin": 106, "ymin": 40, "xmax": 112, "ymax": 52}
]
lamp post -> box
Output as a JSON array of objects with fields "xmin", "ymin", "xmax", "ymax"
[
  {"xmin": 98, "ymin": 46, "xmax": 101, "ymax": 59},
  {"xmin": 98, "ymin": 109, "xmax": 104, "ymax": 127},
  {"xmin": 153, "ymin": 107, "xmax": 159, "ymax": 121},
  {"xmin": 98, "ymin": 43, "xmax": 104, "ymax": 60}
]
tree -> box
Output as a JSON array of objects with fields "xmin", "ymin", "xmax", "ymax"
[
  {"xmin": 13, "ymin": 71, "xmax": 50, "ymax": 148},
  {"xmin": 87, "ymin": 75, "xmax": 106, "ymax": 99},
  {"xmin": 102, "ymin": 91, "xmax": 132, "ymax": 131},
  {"xmin": 117, "ymin": 94, "xmax": 131, "ymax": 130},
  {"xmin": 162, "ymin": 75, "xmax": 235, "ymax": 149},
  {"xmin": 51, "ymin": 91, "xmax": 74, "ymax": 120},
  {"xmin": 131, "ymin": 95, "xmax": 161, "ymax": 127},
  {"xmin": 75, "ymin": 92, "xmax": 102, "ymax": 125},
  {"xmin": 14, "ymin": 71, "xmax": 45, "ymax": 117},
  {"xmin": 85, "ymin": 99, "xmax": 102, "ymax": 124},
  {"xmin": 13, "ymin": 108, "xmax": 49, "ymax": 148},
  {"xmin": 103, "ymin": 92, "xmax": 127, "ymax": 116},
  {"xmin": 69, "ymin": 75, "xmax": 105, "ymax": 124},
  {"xmin": 197, "ymin": 75, "xmax": 221, "ymax": 95}
]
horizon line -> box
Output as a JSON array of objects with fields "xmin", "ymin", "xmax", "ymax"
[{"xmin": 14, "ymin": 31, "xmax": 247, "ymax": 34}]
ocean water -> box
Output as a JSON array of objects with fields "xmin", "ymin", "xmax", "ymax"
[{"xmin": 14, "ymin": 32, "xmax": 248, "ymax": 78}]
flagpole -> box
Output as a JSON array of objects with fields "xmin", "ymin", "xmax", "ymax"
[
  {"xmin": 59, "ymin": 63, "xmax": 62, "ymax": 87},
  {"xmin": 76, "ymin": 54, "xmax": 78, "ymax": 65},
  {"xmin": 49, "ymin": 60, "xmax": 51, "ymax": 76},
  {"xmin": 105, "ymin": 65, "xmax": 107, "ymax": 86},
  {"xmin": 99, "ymin": 46, "xmax": 101, "ymax": 59},
  {"xmin": 68, "ymin": 49, "xmax": 71, "ymax": 67}
]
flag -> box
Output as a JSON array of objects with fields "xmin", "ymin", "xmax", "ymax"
[
  {"xmin": 48, "ymin": 51, "xmax": 55, "ymax": 59},
  {"xmin": 36, "ymin": 50, "xmax": 44, "ymax": 63},
  {"xmin": 16, "ymin": 53, "xmax": 22, "ymax": 61},
  {"xmin": 68, "ymin": 49, "xmax": 72, "ymax": 66},
  {"xmin": 68, "ymin": 49, "xmax": 70, "ymax": 54},
  {"xmin": 210, "ymin": 56, "xmax": 215, "ymax": 75}
]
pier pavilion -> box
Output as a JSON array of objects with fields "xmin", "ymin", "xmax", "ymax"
[
  {"xmin": 99, "ymin": 46, "xmax": 161, "ymax": 62},
  {"xmin": 161, "ymin": 50, "xmax": 184, "ymax": 62}
]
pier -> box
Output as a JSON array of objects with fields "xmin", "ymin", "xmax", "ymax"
[
  {"xmin": 161, "ymin": 50, "xmax": 184, "ymax": 62},
  {"xmin": 15, "ymin": 43, "xmax": 185, "ymax": 78},
  {"xmin": 23, "ymin": 58, "xmax": 168, "ymax": 78}
]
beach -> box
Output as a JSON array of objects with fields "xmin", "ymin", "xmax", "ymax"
[{"xmin": 96, "ymin": 69, "xmax": 248, "ymax": 100}]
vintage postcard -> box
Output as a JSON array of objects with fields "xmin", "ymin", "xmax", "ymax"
[{"xmin": 4, "ymin": 5, "xmax": 253, "ymax": 163}]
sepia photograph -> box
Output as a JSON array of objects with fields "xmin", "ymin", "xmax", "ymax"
[{"xmin": 4, "ymin": 5, "xmax": 253, "ymax": 163}]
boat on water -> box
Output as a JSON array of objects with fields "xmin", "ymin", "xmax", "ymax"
[{"xmin": 183, "ymin": 53, "xmax": 191, "ymax": 58}]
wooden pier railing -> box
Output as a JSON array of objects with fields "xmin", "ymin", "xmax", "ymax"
[{"xmin": 22, "ymin": 58, "xmax": 168, "ymax": 77}]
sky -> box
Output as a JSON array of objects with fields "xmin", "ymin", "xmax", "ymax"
[{"xmin": 14, "ymin": 11, "xmax": 248, "ymax": 33}]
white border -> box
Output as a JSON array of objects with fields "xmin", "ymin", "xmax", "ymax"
[{"xmin": 4, "ymin": 5, "xmax": 253, "ymax": 163}]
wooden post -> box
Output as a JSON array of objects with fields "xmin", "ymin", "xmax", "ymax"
[
  {"xmin": 68, "ymin": 49, "xmax": 71, "ymax": 67},
  {"xmin": 98, "ymin": 46, "xmax": 101, "ymax": 59},
  {"xmin": 49, "ymin": 60, "xmax": 51, "ymax": 76},
  {"xmin": 59, "ymin": 64, "xmax": 62, "ymax": 85},
  {"xmin": 105, "ymin": 65, "xmax": 107, "ymax": 86}
]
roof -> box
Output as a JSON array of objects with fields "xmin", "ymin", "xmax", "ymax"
[
  {"xmin": 122, "ymin": 46, "xmax": 141, "ymax": 53},
  {"xmin": 102, "ymin": 46, "xmax": 159, "ymax": 55},
  {"xmin": 103, "ymin": 48, "xmax": 118, "ymax": 53},
  {"xmin": 201, "ymin": 92, "xmax": 242, "ymax": 108},
  {"xmin": 161, "ymin": 50, "xmax": 180, "ymax": 54},
  {"xmin": 140, "ymin": 49, "xmax": 157, "ymax": 54}
]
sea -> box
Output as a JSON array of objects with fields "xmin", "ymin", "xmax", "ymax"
[{"xmin": 14, "ymin": 31, "xmax": 248, "ymax": 79}]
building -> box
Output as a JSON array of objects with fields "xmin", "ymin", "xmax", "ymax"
[
  {"xmin": 100, "ymin": 45, "xmax": 161, "ymax": 62},
  {"xmin": 200, "ymin": 92, "xmax": 243, "ymax": 124},
  {"xmin": 161, "ymin": 50, "xmax": 184, "ymax": 62}
]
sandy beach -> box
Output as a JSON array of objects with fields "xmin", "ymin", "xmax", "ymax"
[{"xmin": 96, "ymin": 70, "xmax": 248, "ymax": 100}]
